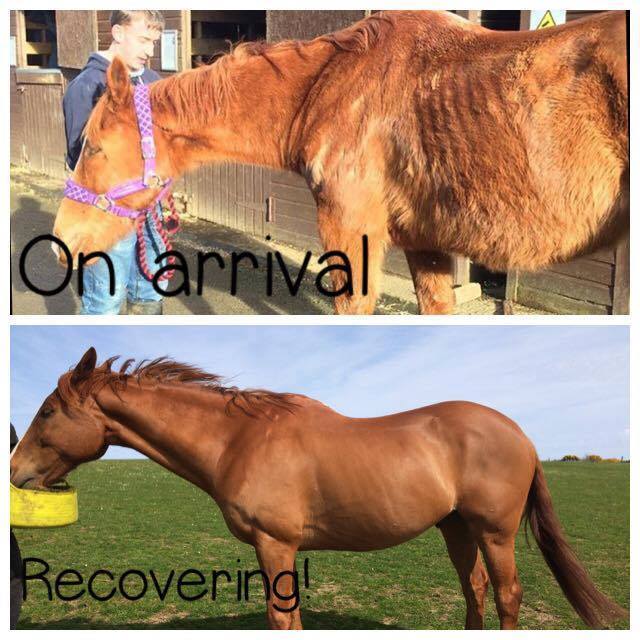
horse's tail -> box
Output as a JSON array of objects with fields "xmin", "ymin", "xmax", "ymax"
[{"xmin": 524, "ymin": 458, "xmax": 627, "ymax": 628}]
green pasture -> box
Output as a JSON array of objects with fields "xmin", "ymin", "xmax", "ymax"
[{"xmin": 14, "ymin": 460, "xmax": 629, "ymax": 630}]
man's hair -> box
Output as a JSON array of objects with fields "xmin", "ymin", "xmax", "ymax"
[{"xmin": 110, "ymin": 10, "xmax": 165, "ymax": 31}]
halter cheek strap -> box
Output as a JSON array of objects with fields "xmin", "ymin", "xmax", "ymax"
[{"xmin": 134, "ymin": 83, "xmax": 161, "ymax": 187}]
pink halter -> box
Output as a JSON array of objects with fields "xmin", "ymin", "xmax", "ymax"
[
  {"xmin": 63, "ymin": 83, "xmax": 172, "ymax": 219},
  {"xmin": 62, "ymin": 83, "xmax": 179, "ymax": 281}
]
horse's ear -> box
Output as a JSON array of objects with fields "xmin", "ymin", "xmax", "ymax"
[
  {"xmin": 106, "ymin": 56, "xmax": 131, "ymax": 106},
  {"xmin": 71, "ymin": 347, "xmax": 97, "ymax": 387}
]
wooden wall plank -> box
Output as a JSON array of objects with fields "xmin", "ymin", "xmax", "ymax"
[
  {"xmin": 612, "ymin": 236, "xmax": 630, "ymax": 314},
  {"xmin": 97, "ymin": 11, "xmax": 111, "ymax": 50},
  {"xmin": 546, "ymin": 259, "xmax": 614, "ymax": 286},
  {"xmin": 267, "ymin": 10, "xmax": 367, "ymax": 42},
  {"xmin": 516, "ymin": 286, "xmax": 609, "ymax": 315},
  {"xmin": 56, "ymin": 11, "xmax": 97, "ymax": 69},
  {"xmin": 517, "ymin": 271, "xmax": 612, "ymax": 307},
  {"xmin": 14, "ymin": 11, "xmax": 27, "ymax": 67},
  {"xmin": 25, "ymin": 83, "xmax": 67, "ymax": 178},
  {"xmin": 589, "ymin": 247, "xmax": 617, "ymax": 264},
  {"xmin": 11, "ymin": 70, "xmax": 73, "ymax": 179},
  {"xmin": 9, "ymin": 68, "xmax": 25, "ymax": 165},
  {"xmin": 269, "ymin": 181, "xmax": 315, "ymax": 205}
]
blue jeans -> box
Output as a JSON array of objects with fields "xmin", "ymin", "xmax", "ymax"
[{"xmin": 80, "ymin": 208, "xmax": 168, "ymax": 315}]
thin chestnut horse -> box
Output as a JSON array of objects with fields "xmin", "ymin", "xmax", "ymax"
[
  {"xmin": 51, "ymin": 10, "xmax": 628, "ymax": 314},
  {"xmin": 11, "ymin": 348, "xmax": 626, "ymax": 629}
]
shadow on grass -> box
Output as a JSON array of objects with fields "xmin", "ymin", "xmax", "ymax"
[{"xmin": 19, "ymin": 610, "xmax": 402, "ymax": 630}]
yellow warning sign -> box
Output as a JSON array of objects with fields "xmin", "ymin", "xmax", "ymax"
[{"xmin": 536, "ymin": 10, "xmax": 557, "ymax": 29}]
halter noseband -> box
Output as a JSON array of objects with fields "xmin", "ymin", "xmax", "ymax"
[{"xmin": 63, "ymin": 83, "xmax": 173, "ymax": 220}]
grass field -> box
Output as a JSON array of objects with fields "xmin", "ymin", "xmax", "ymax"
[{"xmin": 14, "ymin": 460, "xmax": 629, "ymax": 630}]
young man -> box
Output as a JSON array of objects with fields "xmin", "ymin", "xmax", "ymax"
[{"xmin": 63, "ymin": 10, "xmax": 167, "ymax": 315}]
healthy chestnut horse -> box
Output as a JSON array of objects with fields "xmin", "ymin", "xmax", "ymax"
[
  {"xmin": 51, "ymin": 10, "xmax": 628, "ymax": 314},
  {"xmin": 11, "ymin": 348, "xmax": 626, "ymax": 629}
]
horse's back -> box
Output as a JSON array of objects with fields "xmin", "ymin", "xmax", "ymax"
[
  {"xmin": 329, "ymin": 400, "xmax": 538, "ymax": 474},
  {"xmin": 392, "ymin": 10, "xmax": 628, "ymax": 268}
]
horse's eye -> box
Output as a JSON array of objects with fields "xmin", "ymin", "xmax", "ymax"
[
  {"xmin": 40, "ymin": 407, "xmax": 54, "ymax": 419},
  {"xmin": 85, "ymin": 142, "xmax": 103, "ymax": 157}
]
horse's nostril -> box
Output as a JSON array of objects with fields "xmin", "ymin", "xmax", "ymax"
[{"xmin": 10, "ymin": 468, "xmax": 35, "ymax": 489}]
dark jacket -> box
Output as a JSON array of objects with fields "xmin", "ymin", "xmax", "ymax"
[
  {"xmin": 63, "ymin": 53, "xmax": 160, "ymax": 170},
  {"xmin": 10, "ymin": 423, "xmax": 18, "ymax": 452}
]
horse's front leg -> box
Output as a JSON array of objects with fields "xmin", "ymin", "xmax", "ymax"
[
  {"xmin": 316, "ymin": 199, "xmax": 389, "ymax": 315},
  {"xmin": 254, "ymin": 534, "xmax": 303, "ymax": 629}
]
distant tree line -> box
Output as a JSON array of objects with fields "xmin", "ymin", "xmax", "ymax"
[{"xmin": 560, "ymin": 454, "xmax": 629, "ymax": 463}]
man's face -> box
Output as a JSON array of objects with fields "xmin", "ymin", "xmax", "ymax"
[{"xmin": 112, "ymin": 16, "xmax": 161, "ymax": 71}]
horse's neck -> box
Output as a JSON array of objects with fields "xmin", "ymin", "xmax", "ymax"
[
  {"xmin": 156, "ymin": 41, "xmax": 336, "ymax": 173},
  {"xmin": 96, "ymin": 384, "xmax": 238, "ymax": 494}
]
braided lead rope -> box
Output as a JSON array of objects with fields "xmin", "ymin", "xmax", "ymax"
[{"xmin": 135, "ymin": 195, "xmax": 181, "ymax": 282}]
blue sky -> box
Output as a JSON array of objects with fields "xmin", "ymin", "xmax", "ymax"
[{"xmin": 10, "ymin": 325, "xmax": 629, "ymax": 460}]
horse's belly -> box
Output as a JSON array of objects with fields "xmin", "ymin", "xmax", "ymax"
[
  {"xmin": 300, "ymin": 520, "xmax": 439, "ymax": 552},
  {"xmin": 301, "ymin": 484, "xmax": 454, "ymax": 551}
]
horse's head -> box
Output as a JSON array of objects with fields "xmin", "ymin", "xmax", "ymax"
[
  {"xmin": 53, "ymin": 57, "xmax": 175, "ymax": 264},
  {"xmin": 10, "ymin": 347, "xmax": 109, "ymax": 490}
]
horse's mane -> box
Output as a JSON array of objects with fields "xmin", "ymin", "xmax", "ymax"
[
  {"xmin": 57, "ymin": 356, "xmax": 298, "ymax": 418},
  {"xmin": 83, "ymin": 11, "xmax": 397, "ymax": 138}
]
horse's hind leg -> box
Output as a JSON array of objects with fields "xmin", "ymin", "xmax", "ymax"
[
  {"xmin": 317, "ymin": 202, "xmax": 389, "ymax": 315},
  {"xmin": 254, "ymin": 535, "xmax": 303, "ymax": 629},
  {"xmin": 404, "ymin": 250, "xmax": 454, "ymax": 314},
  {"xmin": 476, "ymin": 531, "xmax": 522, "ymax": 630},
  {"xmin": 438, "ymin": 512, "xmax": 489, "ymax": 629}
]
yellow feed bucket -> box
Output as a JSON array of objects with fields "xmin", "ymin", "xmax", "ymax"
[{"xmin": 10, "ymin": 483, "xmax": 78, "ymax": 528}]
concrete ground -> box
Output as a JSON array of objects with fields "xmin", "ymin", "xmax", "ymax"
[{"xmin": 11, "ymin": 166, "xmax": 545, "ymax": 316}]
